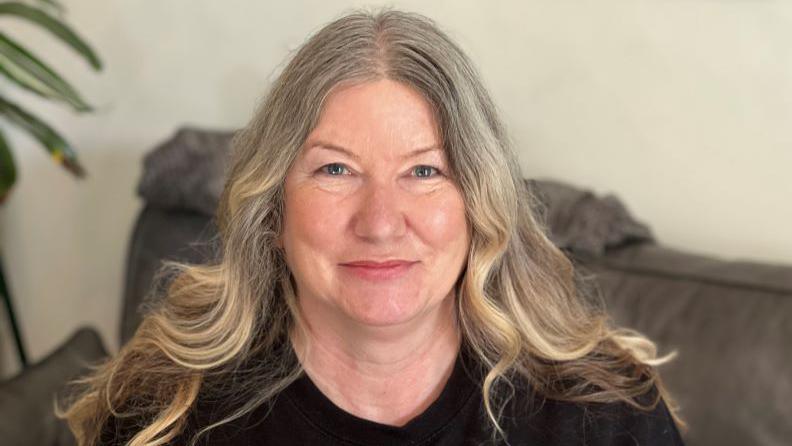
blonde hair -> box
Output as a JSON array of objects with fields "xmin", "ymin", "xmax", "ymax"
[{"xmin": 57, "ymin": 6, "xmax": 686, "ymax": 445}]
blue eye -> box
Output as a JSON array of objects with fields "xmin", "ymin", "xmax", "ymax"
[
  {"xmin": 317, "ymin": 163, "xmax": 444, "ymax": 179},
  {"xmin": 412, "ymin": 165, "xmax": 442, "ymax": 178},
  {"xmin": 319, "ymin": 163, "xmax": 349, "ymax": 176}
]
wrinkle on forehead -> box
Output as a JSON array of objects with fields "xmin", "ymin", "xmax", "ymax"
[{"xmin": 304, "ymin": 79, "xmax": 443, "ymax": 162}]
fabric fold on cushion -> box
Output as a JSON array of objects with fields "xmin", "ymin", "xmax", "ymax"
[
  {"xmin": 137, "ymin": 126, "xmax": 235, "ymax": 216},
  {"xmin": 527, "ymin": 178, "xmax": 655, "ymax": 257}
]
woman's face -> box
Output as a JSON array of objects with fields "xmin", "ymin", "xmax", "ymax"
[{"xmin": 278, "ymin": 78, "xmax": 470, "ymax": 328}]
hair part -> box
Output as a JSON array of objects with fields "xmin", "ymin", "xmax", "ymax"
[{"xmin": 56, "ymin": 6, "xmax": 686, "ymax": 445}]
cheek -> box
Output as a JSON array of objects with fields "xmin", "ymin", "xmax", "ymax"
[
  {"xmin": 286, "ymin": 193, "xmax": 338, "ymax": 246},
  {"xmin": 418, "ymin": 191, "xmax": 469, "ymax": 247},
  {"xmin": 284, "ymin": 186, "xmax": 347, "ymax": 254}
]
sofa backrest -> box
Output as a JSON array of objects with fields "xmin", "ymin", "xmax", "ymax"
[{"xmin": 577, "ymin": 244, "xmax": 792, "ymax": 446}]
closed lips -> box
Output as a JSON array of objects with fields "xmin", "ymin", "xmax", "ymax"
[{"xmin": 342, "ymin": 260, "xmax": 415, "ymax": 267}]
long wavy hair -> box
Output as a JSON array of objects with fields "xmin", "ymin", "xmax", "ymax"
[{"xmin": 57, "ymin": 6, "xmax": 686, "ymax": 445}]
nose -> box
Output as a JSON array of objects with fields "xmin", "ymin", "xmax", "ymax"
[{"xmin": 352, "ymin": 179, "xmax": 407, "ymax": 242}]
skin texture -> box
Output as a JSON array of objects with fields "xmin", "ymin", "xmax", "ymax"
[{"xmin": 278, "ymin": 78, "xmax": 471, "ymax": 426}]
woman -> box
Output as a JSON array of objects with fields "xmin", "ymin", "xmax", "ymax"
[{"xmin": 59, "ymin": 7, "xmax": 686, "ymax": 446}]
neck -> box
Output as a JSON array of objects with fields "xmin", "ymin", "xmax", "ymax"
[{"xmin": 289, "ymin": 294, "xmax": 461, "ymax": 427}]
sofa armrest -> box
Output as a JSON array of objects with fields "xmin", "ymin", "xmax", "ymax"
[{"xmin": 0, "ymin": 327, "xmax": 108, "ymax": 446}]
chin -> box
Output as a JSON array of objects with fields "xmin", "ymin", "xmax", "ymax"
[
  {"xmin": 341, "ymin": 293, "xmax": 431, "ymax": 328},
  {"xmin": 348, "ymin": 310, "xmax": 421, "ymax": 327}
]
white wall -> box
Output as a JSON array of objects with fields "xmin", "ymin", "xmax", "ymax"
[{"xmin": 1, "ymin": 0, "xmax": 790, "ymax": 376}]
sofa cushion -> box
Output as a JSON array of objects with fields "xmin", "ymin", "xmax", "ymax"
[
  {"xmin": 137, "ymin": 127, "xmax": 234, "ymax": 216},
  {"xmin": 527, "ymin": 178, "xmax": 655, "ymax": 256},
  {"xmin": 0, "ymin": 327, "xmax": 108, "ymax": 446},
  {"xmin": 121, "ymin": 206, "xmax": 219, "ymax": 345}
]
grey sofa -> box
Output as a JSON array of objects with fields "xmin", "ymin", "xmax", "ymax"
[
  {"xmin": 2, "ymin": 126, "xmax": 789, "ymax": 445},
  {"xmin": 125, "ymin": 127, "xmax": 791, "ymax": 446}
]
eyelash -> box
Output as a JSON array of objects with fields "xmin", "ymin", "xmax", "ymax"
[{"xmin": 316, "ymin": 163, "xmax": 444, "ymax": 179}]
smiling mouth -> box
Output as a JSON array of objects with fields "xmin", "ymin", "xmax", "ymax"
[
  {"xmin": 340, "ymin": 260, "xmax": 416, "ymax": 268},
  {"xmin": 339, "ymin": 261, "xmax": 417, "ymax": 281}
]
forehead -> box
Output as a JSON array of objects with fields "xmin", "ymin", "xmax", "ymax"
[{"xmin": 304, "ymin": 79, "xmax": 441, "ymax": 155}]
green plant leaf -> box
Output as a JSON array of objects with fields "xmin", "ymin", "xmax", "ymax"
[
  {"xmin": 0, "ymin": 128, "xmax": 17, "ymax": 202},
  {"xmin": 0, "ymin": 95, "xmax": 85, "ymax": 178},
  {"xmin": 35, "ymin": 0, "xmax": 64, "ymax": 15},
  {"xmin": 0, "ymin": 59, "xmax": 68, "ymax": 105},
  {"xmin": 0, "ymin": 2, "xmax": 100, "ymax": 70},
  {"xmin": 0, "ymin": 31, "xmax": 93, "ymax": 112}
]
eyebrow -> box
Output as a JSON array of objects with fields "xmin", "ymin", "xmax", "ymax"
[{"xmin": 306, "ymin": 141, "xmax": 442, "ymax": 161}]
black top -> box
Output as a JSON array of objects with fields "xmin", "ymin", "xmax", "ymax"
[{"xmin": 102, "ymin": 347, "xmax": 685, "ymax": 445}]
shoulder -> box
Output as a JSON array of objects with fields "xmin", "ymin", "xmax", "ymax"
[
  {"xmin": 98, "ymin": 410, "xmax": 209, "ymax": 446},
  {"xmin": 578, "ymin": 389, "xmax": 684, "ymax": 446},
  {"xmin": 501, "ymin": 382, "xmax": 685, "ymax": 446},
  {"xmin": 98, "ymin": 413, "xmax": 150, "ymax": 446},
  {"xmin": 97, "ymin": 397, "xmax": 212, "ymax": 446}
]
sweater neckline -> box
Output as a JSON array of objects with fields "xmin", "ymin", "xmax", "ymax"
[{"xmin": 280, "ymin": 345, "xmax": 481, "ymax": 445}]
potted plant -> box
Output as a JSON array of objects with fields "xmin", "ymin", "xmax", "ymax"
[{"xmin": 0, "ymin": 0, "xmax": 103, "ymax": 368}]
